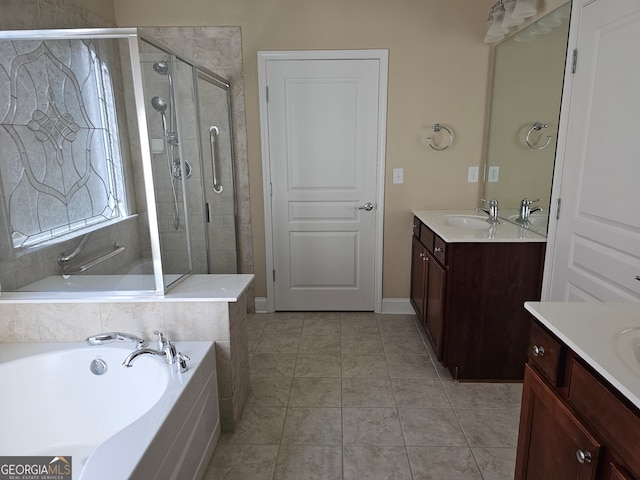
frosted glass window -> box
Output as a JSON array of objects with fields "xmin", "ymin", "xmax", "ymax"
[{"xmin": 0, "ymin": 38, "xmax": 127, "ymax": 249}]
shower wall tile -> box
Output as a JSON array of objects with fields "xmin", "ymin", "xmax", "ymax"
[
  {"xmin": 37, "ymin": 304, "xmax": 102, "ymax": 342},
  {"xmin": 0, "ymin": 303, "xmax": 40, "ymax": 341},
  {"xmin": 0, "ymin": 0, "xmax": 41, "ymax": 29},
  {"xmin": 99, "ymin": 302, "xmax": 165, "ymax": 340},
  {"xmin": 164, "ymin": 301, "xmax": 230, "ymax": 341}
]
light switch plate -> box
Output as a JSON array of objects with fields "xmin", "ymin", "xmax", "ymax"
[
  {"xmin": 468, "ymin": 166, "xmax": 479, "ymax": 183},
  {"xmin": 488, "ymin": 166, "xmax": 500, "ymax": 183},
  {"xmin": 393, "ymin": 168, "xmax": 404, "ymax": 184}
]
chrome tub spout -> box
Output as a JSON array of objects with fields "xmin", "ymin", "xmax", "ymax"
[{"xmin": 122, "ymin": 348, "xmax": 166, "ymax": 368}]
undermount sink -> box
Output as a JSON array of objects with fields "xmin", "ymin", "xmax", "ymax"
[
  {"xmin": 438, "ymin": 215, "xmax": 491, "ymax": 230},
  {"xmin": 613, "ymin": 327, "xmax": 640, "ymax": 376}
]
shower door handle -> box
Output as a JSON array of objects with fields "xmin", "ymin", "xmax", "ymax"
[{"xmin": 209, "ymin": 126, "xmax": 224, "ymax": 194}]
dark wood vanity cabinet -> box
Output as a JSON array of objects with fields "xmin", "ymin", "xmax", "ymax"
[
  {"xmin": 516, "ymin": 321, "xmax": 640, "ymax": 480},
  {"xmin": 410, "ymin": 216, "xmax": 545, "ymax": 380}
]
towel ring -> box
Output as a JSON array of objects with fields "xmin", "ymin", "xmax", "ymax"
[
  {"xmin": 525, "ymin": 122, "xmax": 552, "ymax": 150},
  {"xmin": 427, "ymin": 123, "xmax": 454, "ymax": 151}
]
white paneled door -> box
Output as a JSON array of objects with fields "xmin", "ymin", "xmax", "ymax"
[
  {"xmin": 544, "ymin": 0, "xmax": 640, "ymax": 301},
  {"xmin": 259, "ymin": 51, "xmax": 388, "ymax": 311}
]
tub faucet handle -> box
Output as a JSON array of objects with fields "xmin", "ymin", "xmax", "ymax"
[
  {"xmin": 154, "ymin": 330, "xmax": 177, "ymax": 365},
  {"xmin": 176, "ymin": 352, "xmax": 190, "ymax": 374},
  {"xmin": 154, "ymin": 330, "xmax": 168, "ymax": 349}
]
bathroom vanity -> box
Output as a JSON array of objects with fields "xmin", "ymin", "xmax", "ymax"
[
  {"xmin": 516, "ymin": 302, "xmax": 640, "ymax": 480},
  {"xmin": 410, "ymin": 210, "xmax": 546, "ymax": 380}
]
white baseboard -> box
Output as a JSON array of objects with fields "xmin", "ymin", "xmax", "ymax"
[
  {"xmin": 253, "ymin": 297, "xmax": 414, "ymax": 315},
  {"xmin": 254, "ymin": 297, "xmax": 268, "ymax": 313},
  {"xmin": 380, "ymin": 298, "xmax": 414, "ymax": 314}
]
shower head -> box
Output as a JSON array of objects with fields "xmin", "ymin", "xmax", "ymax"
[
  {"xmin": 153, "ymin": 61, "xmax": 170, "ymax": 75},
  {"xmin": 151, "ymin": 96, "xmax": 169, "ymax": 135},
  {"xmin": 151, "ymin": 96, "xmax": 167, "ymax": 113}
]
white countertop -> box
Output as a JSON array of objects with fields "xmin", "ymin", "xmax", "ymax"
[
  {"xmin": 413, "ymin": 209, "xmax": 547, "ymax": 243},
  {"xmin": 525, "ymin": 301, "xmax": 640, "ymax": 409},
  {"xmin": 0, "ymin": 274, "xmax": 254, "ymax": 303}
]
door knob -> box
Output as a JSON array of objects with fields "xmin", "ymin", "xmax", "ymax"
[
  {"xmin": 358, "ymin": 202, "xmax": 374, "ymax": 211},
  {"xmin": 576, "ymin": 449, "xmax": 592, "ymax": 464}
]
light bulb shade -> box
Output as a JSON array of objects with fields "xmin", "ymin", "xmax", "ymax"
[
  {"xmin": 484, "ymin": 31, "xmax": 505, "ymax": 43},
  {"xmin": 511, "ymin": 0, "xmax": 537, "ymax": 20},
  {"xmin": 502, "ymin": 0, "xmax": 525, "ymax": 28},
  {"xmin": 538, "ymin": 14, "xmax": 562, "ymax": 28},
  {"xmin": 513, "ymin": 30, "xmax": 537, "ymax": 42},
  {"xmin": 529, "ymin": 22, "xmax": 552, "ymax": 35},
  {"xmin": 488, "ymin": 8, "xmax": 510, "ymax": 36}
]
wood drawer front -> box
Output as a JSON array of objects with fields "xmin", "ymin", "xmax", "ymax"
[
  {"xmin": 529, "ymin": 322, "xmax": 564, "ymax": 386},
  {"xmin": 433, "ymin": 235, "xmax": 447, "ymax": 264},
  {"xmin": 568, "ymin": 359, "xmax": 640, "ymax": 478},
  {"xmin": 419, "ymin": 223, "xmax": 434, "ymax": 252},
  {"xmin": 413, "ymin": 216, "xmax": 421, "ymax": 238}
]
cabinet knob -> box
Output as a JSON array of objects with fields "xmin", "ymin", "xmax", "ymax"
[
  {"xmin": 532, "ymin": 345, "xmax": 545, "ymax": 357},
  {"xmin": 576, "ymin": 449, "xmax": 592, "ymax": 464},
  {"xmin": 434, "ymin": 247, "xmax": 443, "ymax": 253}
]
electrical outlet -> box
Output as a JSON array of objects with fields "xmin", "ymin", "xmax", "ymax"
[
  {"xmin": 488, "ymin": 166, "xmax": 500, "ymax": 183},
  {"xmin": 393, "ymin": 168, "xmax": 404, "ymax": 184},
  {"xmin": 468, "ymin": 166, "xmax": 479, "ymax": 183}
]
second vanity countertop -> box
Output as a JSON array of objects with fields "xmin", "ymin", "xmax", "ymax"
[
  {"xmin": 525, "ymin": 301, "xmax": 640, "ymax": 410},
  {"xmin": 413, "ymin": 209, "xmax": 547, "ymax": 243}
]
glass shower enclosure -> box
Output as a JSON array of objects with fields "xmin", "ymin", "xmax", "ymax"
[{"xmin": 0, "ymin": 28, "xmax": 238, "ymax": 296}]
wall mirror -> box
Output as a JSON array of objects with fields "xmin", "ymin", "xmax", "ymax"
[{"xmin": 482, "ymin": 2, "xmax": 570, "ymax": 236}]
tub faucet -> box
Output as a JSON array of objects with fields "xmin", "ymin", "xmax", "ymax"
[
  {"xmin": 122, "ymin": 330, "xmax": 190, "ymax": 373},
  {"xmin": 86, "ymin": 332, "xmax": 148, "ymax": 349},
  {"xmin": 517, "ymin": 198, "xmax": 542, "ymax": 224},
  {"xmin": 476, "ymin": 198, "xmax": 500, "ymax": 224}
]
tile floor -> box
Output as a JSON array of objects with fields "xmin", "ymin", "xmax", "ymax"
[{"xmin": 204, "ymin": 312, "xmax": 522, "ymax": 480}]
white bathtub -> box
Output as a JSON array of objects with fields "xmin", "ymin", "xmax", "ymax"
[{"xmin": 0, "ymin": 341, "xmax": 220, "ymax": 480}]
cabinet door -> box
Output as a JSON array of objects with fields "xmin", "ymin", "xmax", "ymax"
[
  {"xmin": 410, "ymin": 235, "xmax": 427, "ymax": 323},
  {"xmin": 515, "ymin": 364, "xmax": 602, "ymax": 480},
  {"xmin": 603, "ymin": 463, "xmax": 635, "ymax": 480},
  {"xmin": 424, "ymin": 249, "xmax": 446, "ymax": 360}
]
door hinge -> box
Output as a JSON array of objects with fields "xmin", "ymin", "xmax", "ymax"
[
  {"xmin": 269, "ymin": 182, "xmax": 273, "ymax": 197},
  {"xmin": 205, "ymin": 202, "xmax": 211, "ymax": 223},
  {"xmin": 571, "ymin": 49, "xmax": 578, "ymax": 74},
  {"xmin": 555, "ymin": 198, "xmax": 562, "ymax": 220},
  {"xmin": 273, "ymin": 269, "xmax": 276, "ymax": 282},
  {"xmin": 266, "ymin": 85, "xmax": 269, "ymax": 102}
]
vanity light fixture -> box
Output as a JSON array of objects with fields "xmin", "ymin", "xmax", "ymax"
[{"xmin": 484, "ymin": 0, "xmax": 538, "ymax": 44}]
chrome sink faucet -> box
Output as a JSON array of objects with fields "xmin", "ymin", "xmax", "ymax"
[
  {"xmin": 477, "ymin": 198, "xmax": 500, "ymax": 224},
  {"xmin": 86, "ymin": 332, "xmax": 148, "ymax": 349},
  {"xmin": 122, "ymin": 330, "xmax": 190, "ymax": 373},
  {"xmin": 517, "ymin": 198, "xmax": 542, "ymax": 224}
]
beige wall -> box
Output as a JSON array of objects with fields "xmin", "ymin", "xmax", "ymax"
[
  {"xmin": 70, "ymin": 0, "xmax": 116, "ymax": 24},
  {"xmin": 77, "ymin": 0, "xmax": 561, "ymax": 302}
]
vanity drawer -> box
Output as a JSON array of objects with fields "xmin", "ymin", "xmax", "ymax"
[
  {"xmin": 433, "ymin": 235, "xmax": 447, "ymax": 264},
  {"xmin": 528, "ymin": 321, "xmax": 565, "ymax": 386},
  {"xmin": 567, "ymin": 359, "xmax": 640, "ymax": 477},
  {"xmin": 419, "ymin": 223, "xmax": 434, "ymax": 252},
  {"xmin": 413, "ymin": 216, "xmax": 421, "ymax": 238}
]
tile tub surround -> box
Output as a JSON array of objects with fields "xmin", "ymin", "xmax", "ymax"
[
  {"xmin": 204, "ymin": 312, "xmax": 522, "ymax": 480},
  {"xmin": 0, "ymin": 274, "xmax": 254, "ymax": 432}
]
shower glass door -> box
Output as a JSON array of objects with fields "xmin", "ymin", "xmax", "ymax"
[{"xmin": 195, "ymin": 71, "xmax": 238, "ymax": 274}]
